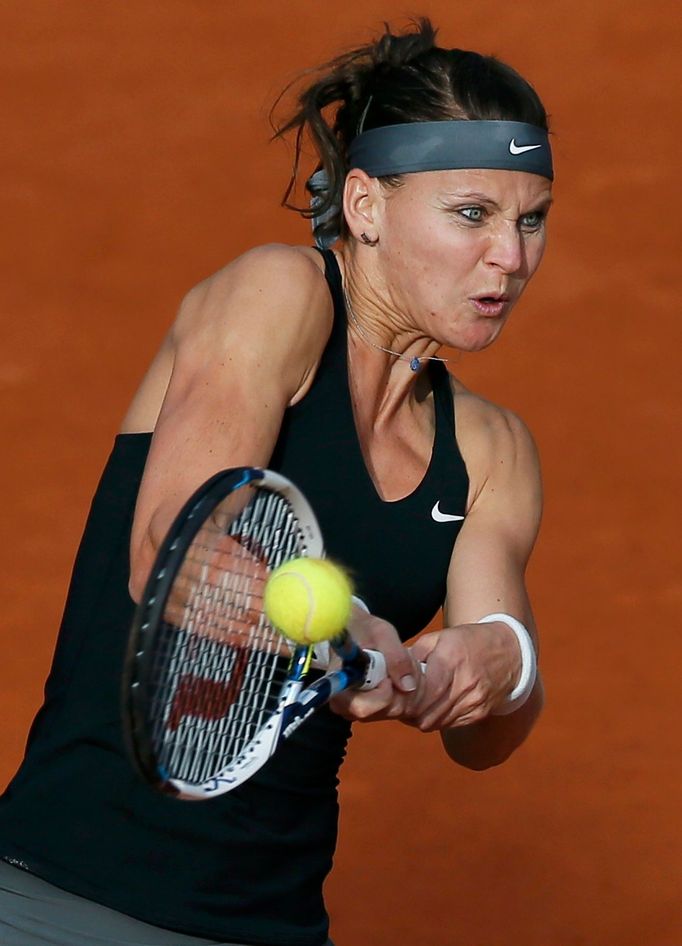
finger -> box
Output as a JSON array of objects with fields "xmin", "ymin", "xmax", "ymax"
[
  {"xmin": 330, "ymin": 678, "xmax": 398, "ymax": 721},
  {"xmin": 348, "ymin": 611, "xmax": 420, "ymax": 695},
  {"xmin": 402, "ymin": 652, "xmax": 453, "ymax": 720},
  {"xmin": 417, "ymin": 684, "xmax": 488, "ymax": 731},
  {"xmin": 366, "ymin": 619, "xmax": 419, "ymax": 693}
]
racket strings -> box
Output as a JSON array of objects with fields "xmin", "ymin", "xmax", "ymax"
[{"xmin": 144, "ymin": 484, "xmax": 309, "ymax": 784}]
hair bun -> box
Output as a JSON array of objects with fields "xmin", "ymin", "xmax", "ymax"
[{"xmin": 371, "ymin": 18, "xmax": 438, "ymax": 70}]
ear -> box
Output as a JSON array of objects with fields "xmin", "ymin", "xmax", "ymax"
[{"xmin": 342, "ymin": 169, "xmax": 383, "ymax": 244}]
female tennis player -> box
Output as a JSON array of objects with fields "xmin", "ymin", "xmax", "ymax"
[{"xmin": 0, "ymin": 18, "xmax": 551, "ymax": 946}]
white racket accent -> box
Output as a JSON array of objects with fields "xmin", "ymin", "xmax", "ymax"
[{"xmin": 357, "ymin": 648, "xmax": 387, "ymax": 690}]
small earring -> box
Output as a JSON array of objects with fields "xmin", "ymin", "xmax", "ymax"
[{"xmin": 360, "ymin": 232, "xmax": 379, "ymax": 246}]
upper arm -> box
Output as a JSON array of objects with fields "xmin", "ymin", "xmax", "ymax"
[
  {"xmin": 444, "ymin": 395, "xmax": 543, "ymax": 638},
  {"xmin": 128, "ymin": 244, "xmax": 331, "ymax": 599}
]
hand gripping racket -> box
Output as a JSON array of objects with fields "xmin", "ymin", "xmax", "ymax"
[{"xmin": 122, "ymin": 467, "xmax": 387, "ymax": 800}]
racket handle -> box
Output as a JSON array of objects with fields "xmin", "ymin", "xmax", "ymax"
[
  {"xmin": 357, "ymin": 651, "xmax": 427, "ymax": 690},
  {"xmin": 356, "ymin": 648, "xmax": 387, "ymax": 690},
  {"xmin": 350, "ymin": 597, "xmax": 426, "ymax": 687}
]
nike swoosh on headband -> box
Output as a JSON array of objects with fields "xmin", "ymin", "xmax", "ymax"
[
  {"xmin": 509, "ymin": 139, "xmax": 543, "ymax": 155},
  {"xmin": 431, "ymin": 501, "xmax": 465, "ymax": 523}
]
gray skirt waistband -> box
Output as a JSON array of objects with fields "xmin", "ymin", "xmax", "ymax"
[{"xmin": 0, "ymin": 861, "xmax": 334, "ymax": 946}]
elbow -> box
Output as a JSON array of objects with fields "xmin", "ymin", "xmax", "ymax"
[
  {"xmin": 128, "ymin": 533, "xmax": 158, "ymax": 604},
  {"xmin": 443, "ymin": 735, "xmax": 519, "ymax": 772},
  {"xmin": 128, "ymin": 564, "xmax": 147, "ymax": 606},
  {"xmin": 128, "ymin": 573, "xmax": 145, "ymax": 606},
  {"xmin": 129, "ymin": 503, "xmax": 169, "ymax": 603},
  {"xmin": 456, "ymin": 744, "xmax": 520, "ymax": 772},
  {"xmin": 442, "ymin": 677, "xmax": 545, "ymax": 771}
]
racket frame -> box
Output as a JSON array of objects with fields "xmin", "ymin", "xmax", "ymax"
[{"xmin": 123, "ymin": 466, "xmax": 324, "ymax": 796}]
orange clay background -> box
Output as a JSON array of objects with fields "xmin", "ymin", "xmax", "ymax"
[{"xmin": 1, "ymin": 3, "xmax": 680, "ymax": 944}]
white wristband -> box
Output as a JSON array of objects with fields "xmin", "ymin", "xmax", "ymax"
[{"xmin": 477, "ymin": 613, "xmax": 537, "ymax": 715}]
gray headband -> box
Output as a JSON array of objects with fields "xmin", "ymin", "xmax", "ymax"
[{"xmin": 347, "ymin": 120, "xmax": 553, "ymax": 181}]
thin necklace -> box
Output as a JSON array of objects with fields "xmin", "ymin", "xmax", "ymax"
[{"xmin": 343, "ymin": 285, "xmax": 448, "ymax": 373}]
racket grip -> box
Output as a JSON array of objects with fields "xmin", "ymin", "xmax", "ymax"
[
  {"xmin": 356, "ymin": 648, "xmax": 387, "ymax": 690},
  {"xmin": 357, "ymin": 652, "xmax": 427, "ymax": 690}
]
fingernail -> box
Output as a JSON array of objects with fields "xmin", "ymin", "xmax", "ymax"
[{"xmin": 400, "ymin": 674, "xmax": 417, "ymax": 692}]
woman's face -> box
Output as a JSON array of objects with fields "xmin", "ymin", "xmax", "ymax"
[{"xmin": 373, "ymin": 168, "xmax": 553, "ymax": 352}]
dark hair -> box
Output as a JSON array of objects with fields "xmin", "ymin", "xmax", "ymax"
[{"xmin": 272, "ymin": 17, "xmax": 550, "ymax": 246}]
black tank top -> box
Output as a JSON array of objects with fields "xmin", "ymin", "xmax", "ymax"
[
  {"xmin": 0, "ymin": 248, "xmax": 468, "ymax": 945},
  {"xmin": 272, "ymin": 250, "xmax": 469, "ymax": 634}
]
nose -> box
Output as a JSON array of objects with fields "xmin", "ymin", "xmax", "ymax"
[{"xmin": 482, "ymin": 222, "xmax": 526, "ymax": 276}]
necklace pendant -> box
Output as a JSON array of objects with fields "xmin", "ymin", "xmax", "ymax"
[{"xmin": 409, "ymin": 356, "xmax": 421, "ymax": 372}]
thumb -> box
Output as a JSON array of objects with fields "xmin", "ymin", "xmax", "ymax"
[
  {"xmin": 372, "ymin": 623, "xmax": 419, "ymax": 693},
  {"xmin": 351, "ymin": 612, "xmax": 418, "ymax": 694}
]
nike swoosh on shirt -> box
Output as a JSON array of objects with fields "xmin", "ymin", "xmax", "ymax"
[
  {"xmin": 431, "ymin": 501, "xmax": 465, "ymax": 523},
  {"xmin": 509, "ymin": 139, "xmax": 542, "ymax": 155}
]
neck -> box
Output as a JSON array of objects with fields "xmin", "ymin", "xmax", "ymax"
[{"xmin": 338, "ymin": 248, "xmax": 447, "ymax": 374}]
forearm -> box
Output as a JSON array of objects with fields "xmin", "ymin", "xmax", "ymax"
[{"xmin": 440, "ymin": 675, "xmax": 544, "ymax": 770}]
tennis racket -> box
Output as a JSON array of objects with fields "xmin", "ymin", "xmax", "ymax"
[{"xmin": 122, "ymin": 466, "xmax": 387, "ymax": 800}]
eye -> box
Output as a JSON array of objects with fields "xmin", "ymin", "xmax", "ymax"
[
  {"xmin": 519, "ymin": 210, "xmax": 545, "ymax": 232},
  {"xmin": 456, "ymin": 206, "xmax": 487, "ymax": 224}
]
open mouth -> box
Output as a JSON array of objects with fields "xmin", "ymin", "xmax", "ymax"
[{"xmin": 471, "ymin": 295, "xmax": 510, "ymax": 316}]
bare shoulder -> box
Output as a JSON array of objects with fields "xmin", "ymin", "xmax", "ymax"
[
  {"xmin": 174, "ymin": 243, "xmax": 331, "ymax": 352},
  {"xmin": 450, "ymin": 376, "xmax": 541, "ymax": 513},
  {"xmin": 453, "ymin": 382, "xmax": 539, "ymax": 461},
  {"xmin": 121, "ymin": 244, "xmax": 331, "ymax": 431},
  {"xmin": 170, "ymin": 243, "xmax": 333, "ymax": 408}
]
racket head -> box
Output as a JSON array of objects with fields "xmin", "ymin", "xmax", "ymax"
[{"xmin": 122, "ymin": 467, "xmax": 324, "ymax": 799}]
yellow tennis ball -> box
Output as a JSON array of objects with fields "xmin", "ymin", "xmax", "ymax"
[{"xmin": 264, "ymin": 557, "xmax": 353, "ymax": 645}]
